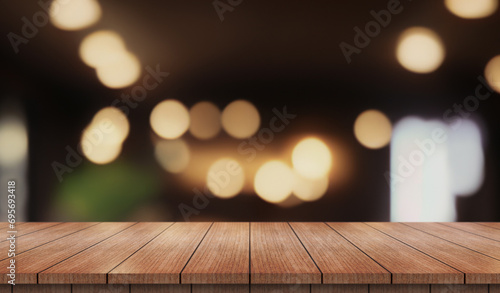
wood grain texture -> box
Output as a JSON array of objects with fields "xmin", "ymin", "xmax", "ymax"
[
  {"xmin": 477, "ymin": 223, "xmax": 500, "ymax": 230},
  {"xmin": 430, "ymin": 285, "xmax": 488, "ymax": 293},
  {"xmin": 491, "ymin": 285, "xmax": 500, "ymax": 293},
  {"xmin": 312, "ymin": 285, "xmax": 368, "ymax": 293},
  {"xmin": 404, "ymin": 223, "xmax": 500, "ymax": 260},
  {"xmin": 13, "ymin": 285, "xmax": 70, "ymax": 293},
  {"xmin": 192, "ymin": 285, "xmax": 248, "ymax": 293},
  {"xmin": 290, "ymin": 222, "xmax": 390, "ymax": 284},
  {"xmin": 109, "ymin": 222, "xmax": 212, "ymax": 284},
  {"xmin": 39, "ymin": 222, "xmax": 172, "ymax": 284},
  {"xmin": 327, "ymin": 223, "xmax": 463, "ymax": 284},
  {"xmin": 439, "ymin": 223, "xmax": 500, "ymax": 242},
  {"xmin": 1, "ymin": 223, "xmax": 60, "ymax": 241},
  {"xmin": 131, "ymin": 284, "xmax": 190, "ymax": 293},
  {"xmin": 251, "ymin": 222, "xmax": 321, "ymax": 284},
  {"xmin": 251, "ymin": 284, "xmax": 310, "ymax": 292},
  {"xmin": 0, "ymin": 222, "xmax": 135, "ymax": 284},
  {"xmin": 370, "ymin": 285, "xmax": 429, "ymax": 293},
  {"xmin": 0, "ymin": 222, "xmax": 98, "ymax": 261},
  {"xmin": 367, "ymin": 222, "xmax": 500, "ymax": 284},
  {"xmin": 0, "ymin": 285, "xmax": 10, "ymax": 293},
  {"xmin": 182, "ymin": 223, "xmax": 249, "ymax": 284},
  {"xmin": 72, "ymin": 285, "xmax": 129, "ymax": 293}
]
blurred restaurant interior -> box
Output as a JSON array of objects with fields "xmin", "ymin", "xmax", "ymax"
[{"xmin": 0, "ymin": 0, "xmax": 499, "ymax": 222}]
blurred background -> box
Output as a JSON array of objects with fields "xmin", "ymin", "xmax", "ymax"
[{"xmin": 0, "ymin": 0, "xmax": 498, "ymax": 222}]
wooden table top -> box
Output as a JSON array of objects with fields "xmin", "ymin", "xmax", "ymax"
[{"xmin": 1, "ymin": 222, "xmax": 500, "ymax": 285}]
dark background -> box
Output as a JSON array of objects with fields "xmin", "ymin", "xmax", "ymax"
[{"xmin": 0, "ymin": 0, "xmax": 498, "ymax": 221}]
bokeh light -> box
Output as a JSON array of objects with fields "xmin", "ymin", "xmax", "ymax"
[
  {"xmin": 50, "ymin": 0, "xmax": 102, "ymax": 31},
  {"xmin": 0, "ymin": 118, "xmax": 28, "ymax": 167},
  {"xmin": 354, "ymin": 109, "xmax": 392, "ymax": 149},
  {"xmin": 292, "ymin": 172, "xmax": 329, "ymax": 202},
  {"xmin": 150, "ymin": 100, "xmax": 190, "ymax": 139},
  {"xmin": 95, "ymin": 51, "xmax": 141, "ymax": 89},
  {"xmin": 254, "ymin": 161, "xmax": 294, "ymax": 203},
  {"xmin": 221, "ymin": 100, "xmax": 260, "ymax": 139},
  {"xmin": 485, "ymin": 55, "xmax": 500, "ymax": 93},
  {"xmin": 90, "ymin": 107, "xmax": 129, "ymax": 145},
  {"xmin": 79, "ymin": 31, "xmax": 127, "ymax": 68},
  {"xmin": 292, "ymin": 138, "xmax": 332, "ymax": 179},
  {"xmin": 396, "ymin": 27, "xmax": 445, "ymax": 74},
  {"xmin": 189, "ymin": 101, "xmax": 221, "ymax": 140},
  {"xmin": 445, "ymin": 0, "xmax": 498, "ymax": 19},
  {"xmin": 80, "ymin": 140, "xmax": 122, "ymax": 165},
  {"xmin": 155, "ymin": 139, "xmax": 190, "ymax": 174},
  {"xmin": 206, "ymin": 158, "xmax": 245, "ymax": 199}
]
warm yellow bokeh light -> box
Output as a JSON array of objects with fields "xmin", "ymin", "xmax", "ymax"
[
  {"xmin": 354, "ymin": 109, "xmax": 392, "ymax": 149},
  {"xmin": 293, "ymin": 172, "xmax": 329, "ymax": 202},
  {"xmin": 79, "ymin": 31, "xmax": 127, "ymax": 68},
  {"xmin": 292, "ymin": 138, "xmax": 332, "ymax": 180},
  {"xmin": 50, "ymin": 0, "xmax": 102, "ymax": 31},
  {"xmin": 206, "ymin": 158, "xmax": 245, "ymax": 199},
  {"xmin": 89, "ymin": 107, "xmax": 129, "ymax": 145},
  {"xmin": 155, "ymin": 139, "xmax": 190, "ymax": 174},
  {"xmin": 189, "ymin": 101, "xmax": 221, "ymax": 140},
  {"xmin": 485, "ymin": 55, "xmax": 500, "ymax": 93},
  {"xmin": 254, "ymin": 161, "xmax": 294, "ymax": 203},
  {"xmin": 150, "ymin": 100, "xmax": 190, "ymax": 139},
  {"xmin": 396, "ymin": 27, "xmax": 445, "ymax": 74},
  {"xmin": 0, "ymin": 119, "xmax": 28, "ymax": 167},
  {"xmin": 445, "ymin": 0, "xmax": 498, "ymax": 19},
  {"xmin": 95, "ymin": 51, "xmax": 141, "ymax": 89},
  {"xmin": 221, "ymin": 100, "xmax": 260, "ymax": 139},
  {"xmin": 81, "ymin": 142, "xmax": 122, "ymax": 165}
]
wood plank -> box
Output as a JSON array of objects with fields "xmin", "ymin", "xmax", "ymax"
[
  {"xmin": 0, "ymin": 223, "xmax": 60, "ymax": 240},
  {"xmin": 131, "ymin": 284, "xmax": 190, "ymax": 293},
  {"xmin": 430, "ymin": 284, "xmax": 488, "ymax": 292},
  {"xmin": 290, "ymin": 222, "xmax": 390, "ymax": 284},
  {"xmin": 311, "ymin": 285, "xmax": 368, "ymax": 293},
  {"xmin": 0, "ymin": 285, "xmax": 9, "ymax": 293},
  {"xmin": 439, "ymin": 223, "xmax": 500, "ymax": 242},
  {"xmin": 404, "ymin": 223, "xmax": 500, "ymax": 260},
  {"xmin": 0, "ymin": 222, "xmax": 98, "ymax": 261},
  {"xmin": 311, "ymin": 285, "xmax": 367, "ymax": 293},
  {"xmin": 491, "ymin": 285, "xmax": 500, "ymax": 293},
  {"xmin": 0, "ymin": 222, "xmax": 135, "ymax": 284},
  {"xmin": 370, "ymin": 285, "xmax": 429, "ymax": 293},
  {"xmin": 109, "ymin": 222, "xmax": 212, "ymax": 284},
  {"xmin": 13, "ymin": 285, "xmax": 70, "ymax": 293},
  {"xmin": 251, "ymin": 222, "xmax": 321, "ymax": 284},
  {"xmin": 39, "ymin": 222, "xmax": 172, "ymax": 284},
  {"xmin": 327, "ymin": 223, "xmax": 463, "ymax": 284},
  {"xmin": 72, "ymin": 285, "xmax": 129, "ymax": 293},
  {"xmin": 367, "ymin": 222, "xmax": 500, "ymax": 284},
  {"xmin": 192, "ymin": 285, "xmax": 248, "ymax": 293},
  {"xmin": 252, "ymin": 285, "xmax": 310, "ymax": 292},
  {"xmin": 477, "ymin": 223, "xmax": 500, "ymax": 230},
  {"xmin": 182, "ymin": 223, "xmax": 249, "ymax": 284}
]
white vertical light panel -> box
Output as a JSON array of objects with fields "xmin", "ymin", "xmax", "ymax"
[{"xmin": 390, "ymin": 117, "xmax": 484, "ymax": 222}]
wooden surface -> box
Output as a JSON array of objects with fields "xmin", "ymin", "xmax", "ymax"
[
  {"xmin": 182, "ymin": 222, "xmax": 249, "ymax": 284},
  {"xmin": 109, "ymin": 222, "xmax": 211, "ymax": 284},
  {"xmin": 251, "ymin": 222, "xmax": 321, "ymax": 284},
  {"xmin": 367, "ymin": 222, "xmax": 500, "ymax": 284},
  {"xmin": 0, "ymin": 222, "xmax": 499, "ymax": 290},
  {"xmin": 326, "ymin": 223, "xmax": 463, "ymax": 284}
]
